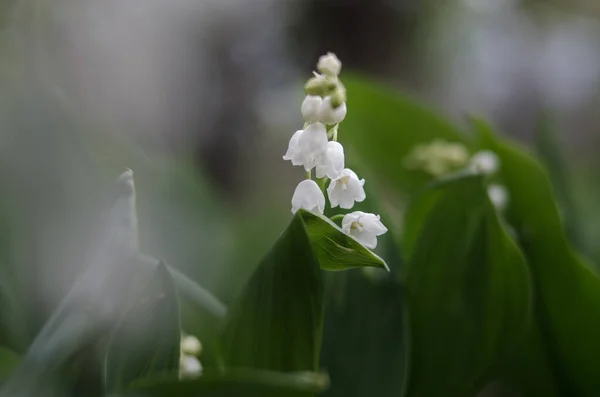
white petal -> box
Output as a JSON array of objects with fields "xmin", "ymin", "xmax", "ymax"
[
  {"xmin": 319, "ymin": 97, "xmax": 347, "ymax": 124},
  {"xmin": 283, "ymin": 130, "xmax": 304, "ymax": 166},
  {"xmin": 316, "ymin": 141, "xmax": 345, "ymax": 179},
  {"xmin": 181, "ymin": 335, "xmax": 202, "ymax": 356},
  {"xmin": 361, "ymin": 213, "xmax": 388, "ymax": 236},
  {"xmin": 292, "ymin": 179, "xmax": 326, "ymax": 214},
  {"xmin": 327, "ymin": 169, "xmax": 365, "ymax": 209},
  {"xmin": 354, "ymin": 231, "xmax": 378, "ymax": 249},
  {"xmin": 180, "ymin": 355, "xmax": 203, "ymax": 378},
  {"xmin": 317, "ymin": 52, "xmax": 342, "ymax": 76},
  {"xmin": 470, "ymin": 150, "xmax": 500, "ymax": 175},
  {"xmin": 298, "ymin": 123, "xmax": 328, "ymax": 171},
  {"xmin": 301, "ymin": 95, "xmax": 323, "ymax": 123}
]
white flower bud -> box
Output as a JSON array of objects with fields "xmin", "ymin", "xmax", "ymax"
[
  {"xmin": 470, "ymin": 150, "xmax": 500, "ymax": 175},
  {"xmin": 342, "ymin": 211, "xmax": 388, "ymax": 249},
  {"xmin": 327, "ymin": 168, "xmax": 366, "ymax": 209},
  {"xmin": 319, "ymin": 97, "xmax": 347, "ymax": 124},
  {"xmin": 292, "ymin": 179, "xmax": 326, "ymax": 214},
  {"xmin": 181, "ymin": 335, "xmax": 202, "ymax": 356},
  {"xmin": 179, "ymin": 355, "xmax": 202, "ymax": 379},
  {"xmin": 301, "ymin": 95, "xmax": 323, "ymax": 123},
  {"xmin": 297, "ymin": 122, "xmax": 328, "ymax": 171},
  {"xmin": 317, "ymin": 52, "xmax": 342, "ymax": 76},
  {"xmin": 488, "ymin": 184, "xmax": 508, "ymax": 210},
  {"xmin": 316, "ymin": 141, "xmax": 345, "ymax": 179}
]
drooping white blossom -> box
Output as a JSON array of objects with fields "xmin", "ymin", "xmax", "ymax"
[
  {"xmin": 317, "ymin": 52, "xmax": 342, "ymax": 76},
  {"xmin": 292, "ymin": 179, "xmax": 326, "ymax": 214},
  {"xmin": 316, "ymin": 141, "xmax": 345, "ymax": 179},
  {"xmin": 179, "ymin": 355, "xmax": 203, "ymax": 379},
  {"xmin": 327, "ymin": 168, "xmax": 366, "ymax": 209},
  {"xmin": 181, "ymin": 335, "xmax": 202, "ymax": 356},
  {"xmin": 488, "ymin": 184, "xmax": 508, "ymax": 210},
  {"xmin": 470, "ymin": 150, "xmax": 500, "ymax": 175},
  {"xmin": 283, "ymin": 130, "xmax": 305, "ymax": 166},
  {"xmin": 301, "ymin": 95, "xmax": 323, "ymax": 123},
  {"xmin": 297, "ymin": 122, "xmax": 329, "ymax": 171},
  {"xmin": 319, "ymin": 96, "xmax": 347, "ymax": 124},
  {"xmin": 341, "ymin": 211, "xmax": 388, "ymax": 249}
]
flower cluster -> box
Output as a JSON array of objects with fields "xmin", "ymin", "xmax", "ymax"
[
  {"xmin": 404, "ymin": 141, "xmax": 509, "ymax": 210},
  {"xmin": 179, "ymin": 334, "xmax": 203, "ymax": 379},
  {"xmin": 284, "ymin": 52, "xmax": 387, "ymax": 249}
]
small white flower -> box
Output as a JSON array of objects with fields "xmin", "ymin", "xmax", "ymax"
[
  {"xmin": 316, "ymin": 141, "xmax": 345, "ymax": 179},
  {"xmin": 292, "ymin": 179, "xmax": 326, "ymax": 214},
  {"xmin": 470, "ymin": 150, "xmax": 500, "ymax": 175},
  {"xmin": 327, "ymin": 168, "xmax": 366, "ymax": 209},
  {"xmin": 301, "ymin": 95, "xmax": 323, "ymax": 123},
  {"xmin": 488, "ymin": 184, "xmax": 509, "ymax": 210},
  {"xmin": 317, "ymin": 52, "xmax": 342, "ymax": 76},
  {"xmin": 319, "ymin": 96, "xmax": 347, "ymax": 124},
  {"xmin": 179, "ymin": 355, "xmax": 203, "ymax": 379},
  {"xmin": 283, "ymin": 130, "xmax": 305, "ymax": 166},
  {"xmin": 342, "ymin": 211, "xmax": 388, "ymax": 249},
  {"xmin": 297, "ymin": 122, "xmax": 328, "ymax": 171},
  {"xmin": 181, "ymin": 335, "xmax": 202, "ymax": 356}
]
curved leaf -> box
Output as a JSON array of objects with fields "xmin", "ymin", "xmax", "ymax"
[
  {"xmin": 0, "ymin": 347, "xmax": 19, "ymax": 382},
  {"xmin": 105, "ymin": 263, "xmax": 181, "ymax": 393},
  {"xmin": 402, "ymin": 175, "xmax": 532, "ymax": 397}
]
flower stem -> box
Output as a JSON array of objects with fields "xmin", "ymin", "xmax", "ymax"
[
  {"xmin": 306, "ymin": 170, "xmax": 312, "ymax": 180},
  {"xmin": 330, "ymin": 214, "xmax": 344, "ymax": 223},
  {"xmin": 333, "ymin": 125, "xmax": 338, "ymax": 142}
]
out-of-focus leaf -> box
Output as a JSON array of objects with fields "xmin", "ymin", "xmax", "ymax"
[
  {"xmin": 402, "ymin": 174, "xmax": 531, "ymax": 397},
  {"xmin": 0, "ymin": 347, "xmax": 19, "ymax": 382},
  {"xmin": 122, "ymin": 369, "xmax": 329, "ymax": 397},
  {"xmin": 220, "ymin": 212, "xmax": 324, "ymax": 372},
  {"xmin": 341, "ymin": 75, "xmax": 471, "ymax": 195},
  {"xmin": 472, "ymin": 118, "xmax": 600, "ymax": 396},
  {"xmin": 105, "ymin": 263, "xmax": 181, "ymax": 393}
]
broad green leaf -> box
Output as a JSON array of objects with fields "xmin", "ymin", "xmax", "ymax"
[
  {"xmin": 105, "ymin": 263, "xmax": 181, "ymax": 393},
  {"xmin": 122, "ymin": 368, "xmax": 329, "ymax": 397},
  {"xmin": 221, "ymin": 212, "xmax": 324, "ymax": 372},
  {"xmin": 341, "ymin": 75, "xmax": 471, "ymax": 195},
  {"xmin": 301, "ymin": 211, "xmax": 388, "ymax": 271},
  {"xmin": 472, "ymin": 118, "xmax": 600, "ymax": 396},
  {"xmin": 402, "ymin": 175, "xmax": 532, "ymax": 397},
  {"xmin": 0, "ymin": 347, "xmax": 19, "ymax": 382}
]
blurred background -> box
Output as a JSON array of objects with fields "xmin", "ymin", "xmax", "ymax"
[{"xmin": 1, "ymin": 0, "xmax": 600, "ymax": 395}]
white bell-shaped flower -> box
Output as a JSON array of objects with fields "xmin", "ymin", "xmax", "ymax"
[
  {"xmin": 297, "ymin": 122, "xmax": 328, "ymax": 171},
  {"xmin": 341, "ymin": 211, "xmax": 388, "ymax": 249},
  {"xmin": 327, "ymin": 168, "xmax": 366, "ymax": 209},
  {"xmin": 319, "ymin": 96, "xmax": 347, "ymax": 125},
  {"xmin": 301, "ymin": 95, "xmax": 323, "ymax": 123},
  {"xmin": 283, "ymin": 130, "xmax": 305, "ymax": 166},
  {"xmin": 181, "ymin": 335, "xmax": 202, "ymax": 356},
  {"xmin": 179, "ymin": 355, "xmax": 203, "ymax": 379},
  {"xmin": 317, "ymin": 52, "xmax": 342, "ymax": 76},
  {"xmin": 316, "ymin": 141, "xmax": 344, "ymax": 179},
  {"xmin": 488, "ymin": 184, "xmax": 508, "ymax": 210},
  {"xmin": 470, "ymin": 150, "xmax": 500, "ymax": 175},
  {"xmin": 291, "ymin": 179, "xmax": 326, "ymax": 214}
]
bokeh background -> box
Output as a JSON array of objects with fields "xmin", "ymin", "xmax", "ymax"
[{"xmin": 1, "ymin": 0, "xmax": 600, "ymax": 396}]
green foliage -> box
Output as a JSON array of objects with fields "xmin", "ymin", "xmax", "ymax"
[
  {"xmin": 402, "ymin": 174, "xmax": 532, "ymax": 396},
  {"xmin": 0, "ymin": 347, "xmax": 19, "ymax": 382},
  {"xmin": 105, "ymin": 263, "xmax": 181, "ymax": 393}
]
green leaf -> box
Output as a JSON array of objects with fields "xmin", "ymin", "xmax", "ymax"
[
  {"xmin": 301, "ymin": 211, "xmax": 388, "ymax": 271},
  {"xmin": 402, "ymin": 174, "xmax": 532, "ymax": 397},
  {"xmin": 472, "ymin": 118, "xmax": 600, "ymax": 396},
  {"xmin": 122, "ymin": 368, "xmax": 329, "ymax": 397},
  {"xmin": 105, "ymin": 263, "xmax": 181, "ymax": 393},
  {"xmin": 341, "ymin": 75, "xmax": 470, "ymax": 195},
  {"xmin": 220, "ymin": 212, "xmax": 324, "ymax": 372},
  {"xmin": 0, "ymin": 346, "xmax": 19, "ymax": 382}
]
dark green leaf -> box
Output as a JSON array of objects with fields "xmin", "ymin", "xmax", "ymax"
[
  {"xmin": 472, "ymin": 118, "xmax": 600, "ymax": 396},
  {"xmin": 105, "ymin": 263, "xmax": 181, "ymax": 393},
  {"xmin": 122, "ymin": 368, "xmax": 329, "ymax": 397},
  {"xmin": 402, "ymin": 175, "xmax": 532, "ymax": 397},
  {"xmin": 221, "ymin": 212, "xmax": 323, "ymax": 372},
  {"xmin": 0, "ymin": 346, "xmax": 19, "ymax": 382}
]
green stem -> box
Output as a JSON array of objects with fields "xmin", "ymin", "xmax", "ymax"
[
  {"xmin": 333, "ymin": 128, "xmax": 338, "ymax": 142},
  {"xmin": 330, "ymin": 214, "xmax": 344, "ymax": 223},
  {"xmin": 306, "ymin": 170, "xmax": 312, "ymax": 180}
]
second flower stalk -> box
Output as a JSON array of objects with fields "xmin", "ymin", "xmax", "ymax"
[{"xmin": 284, "ymin": 52, "xmax": 387, "ymax": 249}]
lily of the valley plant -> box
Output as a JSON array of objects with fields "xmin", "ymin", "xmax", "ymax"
[{"xmin": 284, "ymin": 52, "xmax": 387, "ymax": 249}]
